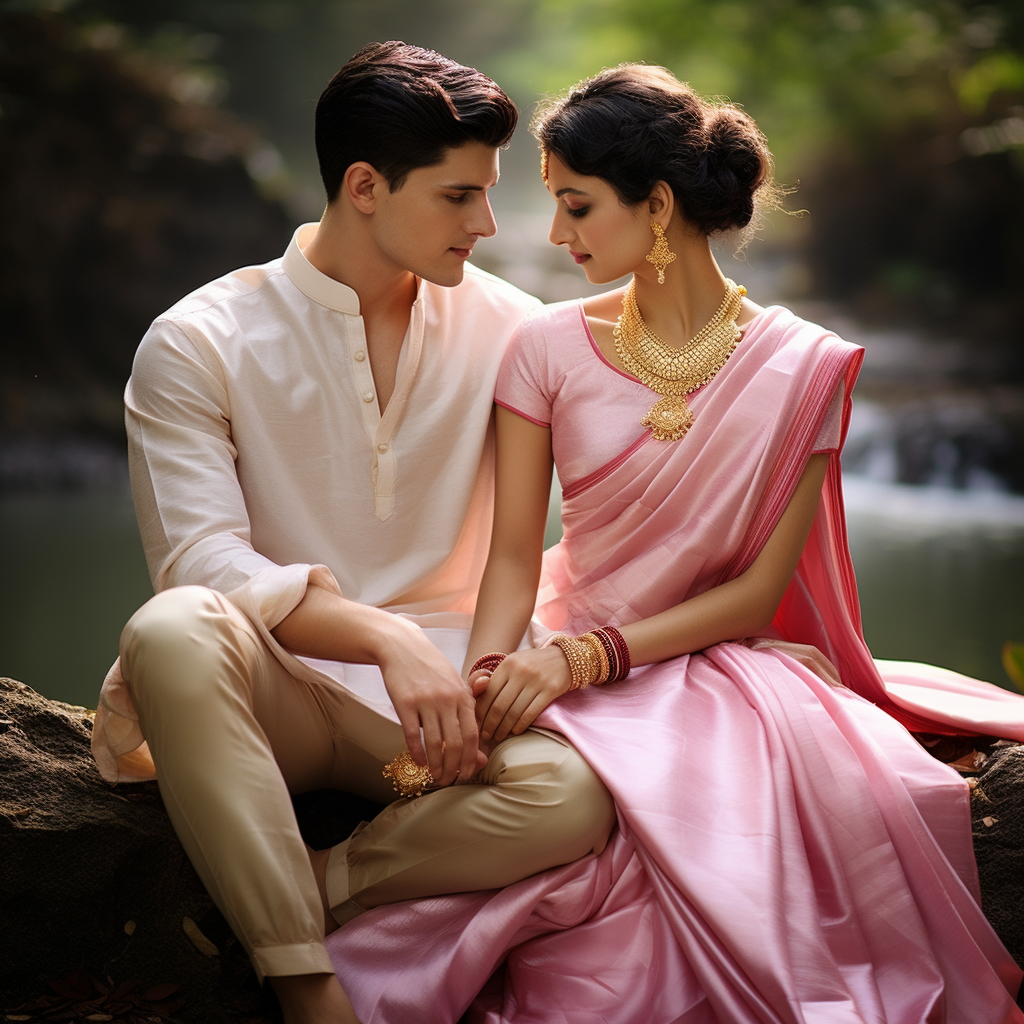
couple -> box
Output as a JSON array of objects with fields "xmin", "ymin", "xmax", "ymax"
[{"xmin": 91, "ymin": 41, "xmax": 1024, "ymax": 1024}]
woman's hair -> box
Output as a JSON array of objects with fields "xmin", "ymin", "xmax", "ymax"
[
  {"xmin": 532, "ymin": 64, "xmax": 782, "ymax": 236},
  {"xmin": 316, "ymin": 41, "xmax": 518, "ymax": 200}
]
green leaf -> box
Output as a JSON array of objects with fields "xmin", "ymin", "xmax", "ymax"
[{"xmin": 1001, "ymin": 642, "xmax": 1024, "ymax": 692}]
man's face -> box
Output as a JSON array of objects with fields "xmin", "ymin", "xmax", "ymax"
[{"xmin": 371, "ymin": 142, "xmax": 500, "ymax": 287}]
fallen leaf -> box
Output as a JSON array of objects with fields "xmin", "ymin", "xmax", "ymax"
[
  {"xmin": 47, "ymin": 970, "xmax": 97, "ymax": 1001},
  {"xmin": 124, "ymin": 919, "xmax": 136, "ymax": 935},
  {"xmin": 983, "ymin": 816, "xmax": 1000, "ymax": 827},
  {"xmin": 140, "ymin": 983, "xmax": 180, "ymax": 1001},
  {"xmin": 183, "ymin": 916, "xmax": 219, "ymax": 956}
]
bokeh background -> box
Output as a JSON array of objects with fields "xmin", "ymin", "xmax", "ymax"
[{"xmin": 2, "ymin": 0, "xmax": 1023, "ymax": 706}]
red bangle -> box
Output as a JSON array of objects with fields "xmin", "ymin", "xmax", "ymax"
[
  {"xmin": 470, "ymin": 652, "xmax": 506, "ymax": 675},
  {"xmin": 592, "ymin": 627, "xmax": 630, "ymax": 682}
]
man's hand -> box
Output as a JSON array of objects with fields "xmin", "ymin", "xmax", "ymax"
[
  {"xmin": 473, "ymin": 647, "xmax": 572, "ymax": 744},
  {"xmin": 270, "ymin": 584, "xmax": 484, "ymax": 788},
  {"xmin": 378, "ymin": 617, "xmax": 484, "ymax": 787}
]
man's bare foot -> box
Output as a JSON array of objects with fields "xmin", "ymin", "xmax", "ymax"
[
  {"xmin": 306, "ymin": 844, "xmax": 340, "ymax": 936},
  {"xmin": 270, "ymin": 972, "xmax": 361, "ymax": 1024}
]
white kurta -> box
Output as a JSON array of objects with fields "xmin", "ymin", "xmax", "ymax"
[{"xmin": 93, "ymin": 223, "xmax": 540, "ymax": 781}]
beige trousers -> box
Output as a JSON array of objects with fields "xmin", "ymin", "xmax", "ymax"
[{"xmin": 120, "ymin": 586, "xmax": 615, "ymax": 980}]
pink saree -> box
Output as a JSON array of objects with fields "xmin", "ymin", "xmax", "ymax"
[{"xmin": 326, "ymin": 304, "xmax": 1024, "ymax": 1023}]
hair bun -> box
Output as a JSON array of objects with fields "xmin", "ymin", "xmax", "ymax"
[
  {"xmin": 533, "ymin": 65, "xmax": 783, "ymax": 239},
  {"xmin": 705, "ymin": 108, "xmax": 769, "ymax": 192}
]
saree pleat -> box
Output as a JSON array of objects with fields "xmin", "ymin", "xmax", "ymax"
[{"xmin": 325, "ymin": 305, "xmax": 1024, "ymax": 1022}]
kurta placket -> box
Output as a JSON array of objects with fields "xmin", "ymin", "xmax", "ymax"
[{"xmin": 350, "ymin": 294, "xmax": 424, "ymax": 522}]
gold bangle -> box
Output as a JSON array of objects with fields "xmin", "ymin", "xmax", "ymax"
[
  {"xmin": 547, "ymin": 632, "xmax": 604, "ymax": 690},
  {"xmin": 579, "ymin": 631, "xmax": 610, "ymax": 684}
]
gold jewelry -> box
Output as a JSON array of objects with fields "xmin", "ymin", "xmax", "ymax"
[
  {"xmin": 645, "ymin": 221, "xmax": 677, "ymax": 284},
  {"xmin": 614, "ymin": 278, "xmax": 746, "ymax": 441},
  {"xmin": 546, "ymin": 633, "xmax": 597, "ymax": 690},
  {"xmin": 382, "ymin": 750, "xmax": 433, "ymax": 798},
  {"xmin": 546, "ymin": 628, "xmax": 632, "ymax": 689},
  {"xmin": 579, "ymin": 631, "xmax": 610, "ymax": 682}
]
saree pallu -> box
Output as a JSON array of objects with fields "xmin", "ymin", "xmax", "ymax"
[{"xmin": 326, "ymin": 305, "xmax": 1024, "ymax": 1023}]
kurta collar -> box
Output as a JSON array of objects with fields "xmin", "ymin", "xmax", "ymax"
[{"xmin": 282, "ymin": 223, "xmax": 361, "ymax": 315}]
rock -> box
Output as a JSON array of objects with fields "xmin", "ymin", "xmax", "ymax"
[
  {"xmin": 0, "ymin": 678, "xmax": 382, "ymax": 1023},
  {"xmin": 970, "ymin": 741, "xmax": 1024, "ymax": 967},
  {"xmin": 4, "ymin": 677, "xmax": 1024, "ymax": 1020}
]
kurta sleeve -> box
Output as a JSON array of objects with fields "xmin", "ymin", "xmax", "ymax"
[
  {"xmin": 93, "ymin": 318, "xmax": 339, "ymax": 783},
  {"xmin": 126, "ymin": 317, "xmax": 340, "ymax": 626}
]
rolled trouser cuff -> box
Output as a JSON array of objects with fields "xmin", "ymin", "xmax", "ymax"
[{"xmin": 250, "ymin": 941, "xmax": 336, "ymax": 983}]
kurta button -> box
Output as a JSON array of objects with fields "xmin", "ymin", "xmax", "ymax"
[
  {"xmin": 377, "ymin": 442, "xmax": 389, "ymax": 453},
  {"xmin": 362, "ymin": 390, "xmax": 374, "ymax": 402},
  {"xmin": 354, "ymin": 350, "xmax": 366, "ymax": 361}
]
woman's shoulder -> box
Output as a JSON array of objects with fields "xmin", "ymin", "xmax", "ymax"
[
  {"xmin": 507, "ymin": 297, "xmax": 590, "ymax": 358},
  {"xmin": 515, "ymin": 296, "xmax": 588, "ymax": 333},
  {"xmin": 742, "ymin": 303, "xmax": 862, "ymax": 359}
]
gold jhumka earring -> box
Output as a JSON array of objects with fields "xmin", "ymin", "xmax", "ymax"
[{"xmin": 645, "ymin": 221, "xmax": 677, "ymax": 284}]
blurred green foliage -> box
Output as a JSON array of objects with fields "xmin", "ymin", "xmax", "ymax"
[
  {"xmin": 4, "ymin": 0, "xmax": 1023, "ymax": 350},
  {"xmin": 506, "ymin": 0, "xmax": 1024, "ymax": 171},
  {"xmin": 14, "ymin": 0, "xmax": 1023, "ymax": 203}
]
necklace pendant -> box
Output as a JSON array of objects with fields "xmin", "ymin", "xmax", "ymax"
[{"xmin": 642, "ymin": 395, "xmax": 694, "ymax": 441}]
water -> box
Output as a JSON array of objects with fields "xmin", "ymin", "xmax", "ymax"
[
  {"xmin": 844, "ymin": 476, "xmax": 1024, "ymax": 685},
  {"xmin": 2, "ymin": 465, "xmax": 1023, "ymax": 709},
  {"xmin": 0, "ymin": 487, "xmax": 153, "ymax": 708}
]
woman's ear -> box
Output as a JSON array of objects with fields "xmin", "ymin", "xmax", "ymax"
[
  {"xmin": 647, "ymin": 180, "xmax": 675, "ymax": 226},
  {"xmin": 343, "ymin": 161, "xmax": 385, "ymax": 214}
]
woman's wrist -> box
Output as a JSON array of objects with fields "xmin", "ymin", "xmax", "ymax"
[
  {"xmin": 544, "ymin": 626, "xmax": 631, "ymax": 689},
  {"xmin": 470, "ymin": 652, "xmax": 507, "ymax": 675}
]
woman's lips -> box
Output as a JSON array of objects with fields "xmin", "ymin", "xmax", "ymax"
[{"xmin": 570, "ymin": 251, "xmax": 590, "ymax": 264}]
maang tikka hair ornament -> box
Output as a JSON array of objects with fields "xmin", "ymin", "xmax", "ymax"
[{"xmin": 646, "ymin": 221, "xmax": 676, "ymax": 284}]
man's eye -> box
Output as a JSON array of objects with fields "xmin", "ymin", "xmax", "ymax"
[{"xmin": 446, "ymin": 194, "xmax": 468, "ymax": 204}]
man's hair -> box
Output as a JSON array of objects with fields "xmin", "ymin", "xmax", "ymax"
[{"xmin": 315, "ymin": 41, "xmax": 518, "ymax": 200}]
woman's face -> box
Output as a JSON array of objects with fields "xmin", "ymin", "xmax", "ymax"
[{"xmin": 544, "ymin": 151, "xmax": 650, "ymax": 285}]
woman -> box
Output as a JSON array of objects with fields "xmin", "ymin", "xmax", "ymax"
[{"xmin": 326, "ymin": 65, "xmax": 1024, "ymax": 1022}]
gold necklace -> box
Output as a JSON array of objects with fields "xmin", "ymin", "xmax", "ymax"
[{"xmin": 613, "ymin": 278, "xmax": 746, "ymax": 441}]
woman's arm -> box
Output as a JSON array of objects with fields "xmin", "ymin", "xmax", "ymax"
[
  {"xmin": 462, "ymin": 407, "xmax": 555, "ymax": 673},
  {"xmin": 620, "ymin": 452, "xmax": 829, "ymax": 664},
  {"xmin": 477, "ymin": 452, "xmax": 830, "ymax": 743}
]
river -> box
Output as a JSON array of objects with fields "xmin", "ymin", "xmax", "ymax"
[{"xmin": 2, "ymin": 440, "xmax": 1023, "ymax": 709}]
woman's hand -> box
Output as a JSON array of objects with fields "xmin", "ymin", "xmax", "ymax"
[{"xmin": 473, "ymin": 647, "xmax": 573, "ymax": 743}]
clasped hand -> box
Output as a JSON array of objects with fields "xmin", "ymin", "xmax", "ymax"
[
  {"xmin": 378, "ymin": 619, "xmax": 486, "ymax": 788},
  {"xmin": 471, "ymin": 647, "xmax": 573, "ymax": 745}
]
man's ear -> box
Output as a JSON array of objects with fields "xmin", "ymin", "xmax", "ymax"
[{"xmin": 343, "ymin": 161, "xmax": 386, "ymax": 213}]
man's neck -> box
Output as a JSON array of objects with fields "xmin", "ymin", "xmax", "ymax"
[{"xmin": 302, "ymin": 205, "xmax": 418, "ymax": 319}]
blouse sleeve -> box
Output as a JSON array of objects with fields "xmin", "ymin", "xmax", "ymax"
[
  {"xmin": 494, "ymin": 312, "xmax": 556, "ymax": 427},
  {"xmin": 812, "ymin": 382, "xmax": 845, "ymax": 454}
]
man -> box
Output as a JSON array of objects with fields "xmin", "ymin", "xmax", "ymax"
[{"xmin": 91, "ymin": 42, "xmax": 614, "ymax": 1024}]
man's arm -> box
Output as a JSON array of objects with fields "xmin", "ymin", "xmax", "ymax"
[
  {"xmin": 272, "ymin": 586, "xmax": 481, "ymax": 785},
  {"xmin": 129, "ymin": 317, "xmax": 479, "ymax": 786}
]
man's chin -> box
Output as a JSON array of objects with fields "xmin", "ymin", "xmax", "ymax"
[{"xmin": 417, "ymin": 262, "xmax": 467, "ymax": 288}]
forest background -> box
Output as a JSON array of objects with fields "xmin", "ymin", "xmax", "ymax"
[{"xmin": 2, "ymin": 0, "xmax": 1023, "ymax": 482}]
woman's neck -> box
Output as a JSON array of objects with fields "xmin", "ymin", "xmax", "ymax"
[{"xmin": 631, "ymin": 234, "xmax": 730, "ymax": 347}]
